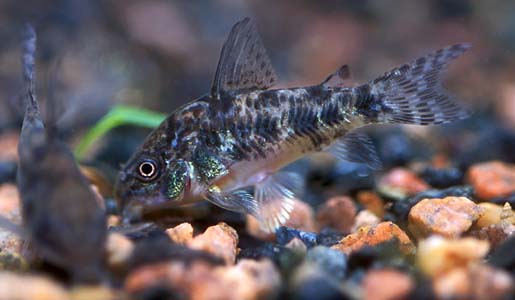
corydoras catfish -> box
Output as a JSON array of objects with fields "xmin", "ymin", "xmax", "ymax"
[
  {"xmin": 115, "ymin": 18, "xmax": 470, "ymax": 231},
  {"xmin": 17, "ymin": 25, "xmax": 107, "ymax": 283}
]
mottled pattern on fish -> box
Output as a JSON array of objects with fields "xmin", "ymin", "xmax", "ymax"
[
  {"xmin": 166, "ymin": 86, "xmax": 356, "ymax": 162},
  {"xmin": 115, "ymin": 18, "xmax": 470, "ymax": 231}
]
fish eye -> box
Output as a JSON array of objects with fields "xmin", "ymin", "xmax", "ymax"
[{"xmin": 137, "ymin": 159, "xmax": 159, "ymax": 181}]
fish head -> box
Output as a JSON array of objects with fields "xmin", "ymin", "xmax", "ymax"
[{"xmin": 115, "ymin": 148, "xmax": 194, "ymax": 222}]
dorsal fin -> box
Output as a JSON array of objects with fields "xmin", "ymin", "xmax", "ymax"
[
  {"xmin": 321, "ymin": 64, "xmax": 351, "ymax": 87},
  {"xmin": 211, "ymin": 18, "xmax": 277, "ymax": 99}
]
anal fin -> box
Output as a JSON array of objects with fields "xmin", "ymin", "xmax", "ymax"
[{"xmin": 325, "ymin": 132, "xmax": 382, "ymax": 170}]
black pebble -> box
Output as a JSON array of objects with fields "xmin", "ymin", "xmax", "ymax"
[
  {"xmin": 488, "ymin": 236, "xmax": 515, "ymax": 276},
  {"xmin": 316, "ymin": 228, "xmax": 344, "ymax": 247},
  {"xmin": 419, "ymin": 166, "xmax": 463, "ymax": 189},
  {"xmin": 128, "ymin": 234, "xmax": 224, "ymax": 270},
  {"xmin": 490, "ymin": 192, "xmax": 515, "ymax": 207},
  {"xmin": 0, "ymin": 161, "xmax": 16, "ymax": 183},
  {"xmin": 306, "ymin": 246, "xmax": 347, "ymax": 280},
  {"xmin": 132, "ymin": 284, "xmax": 186, "ymax": 300},
  {"xmin": 290, "ymin": 276, "xmax": 350, "ymax": 300},
  {"xmin": 276, "ymin": 226, "xmax": 318, "ymax": 248}
]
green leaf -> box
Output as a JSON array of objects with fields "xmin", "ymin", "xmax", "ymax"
[{"xmin": 74, "ymin": 105, "xmax": 166, "ymax": 160}]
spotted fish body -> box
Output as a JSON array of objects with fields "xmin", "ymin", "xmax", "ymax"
[{"xmin": 116, "ymin": 18, "xmax": 470, "ymax": 231}]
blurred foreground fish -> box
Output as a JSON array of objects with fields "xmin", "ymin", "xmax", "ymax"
[
  {"xmin": 116, "ymin": 18, "xmax": 470, "ymax": 231},
  {"xmin": 16, "ymin": 25, "xmax": 107, "ymax": 283}
]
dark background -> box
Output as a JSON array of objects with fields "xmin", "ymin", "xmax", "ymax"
[{"xmin": 0, "ymin": 0, "xmax": 514, "ymax": 166}]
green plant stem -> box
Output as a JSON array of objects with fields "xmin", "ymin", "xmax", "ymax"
[{"xmin": 74, "ymin": 105, "xmax": 166, "ymax": 160}]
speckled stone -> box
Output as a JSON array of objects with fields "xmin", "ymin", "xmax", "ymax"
[
  {"xmin": 362, "ymin": 268, "xmax": 414, "ymax": 300},
  {"xmin": 125, "ymin": 259, "xmax": 281, "ymax": 300},
  {"xmin": 417, "ymin": 236, "xmax": 490, "ymax": 277},
  {"xmin": 467, "ymin": 161, "xmax": 515, "ymax": 200},
  {"xmin": 166, "ymin": 222, "xmax": 194, "ymax": 245},
  {"xmin": 408, "ymin": 196, "xmax": 484, "ymax": 239},
  {"xmin": 316, "ymin": 196, "xmax": 357, "ymax": 233},
  {"xmin": 332, "ymin": 221, "xmax": 415, "ymax": 255},
  {"xmin": 188, "ymin": 222, "xmax": 238, "ymax": 265}
]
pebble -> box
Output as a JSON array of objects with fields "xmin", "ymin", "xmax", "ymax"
[
  {"xmin": 0, "ymin": 184, "xmax": 21, "ymax": 223},
  {"xmin": 475, "ymin": 202, "xmax": 505, "ymax": 228},
  {"xmin": 470, "ymin": 225, "xmax": 511, "ymax": 248},
  {"xmin": 391, "ymin": 185, "xmax": 475, "ymax": 221},
  {"xmin": 378, "ymin": 168, "xmax": 430, "ymax": 199},
  {"xmin": 246, "ymin": 199, "xmax": 316, "ymax": 240},
  {"xmin": 107, "ymin": 215, "xmax": 121, "ymax": 228},
  {"xmin": 276, "ymin": 226, "xmax": 318, "ymax": 248},
  {"xmin": 332, "ymin": 222, "xmax": 415, "ymax": 255},
  {"xmin": 378, "ymin": 130, "xmax": 422, "ymax": 167},
  {"xmin": 285, "ymin": 237, "xmax": 308, "ymax": 254},
  {"xmin": 408, "ymin": 196, "xmax": 484, "ymax": 239},
  {"xmin": 472, "ymin": 202, "xmax": 515, "ymax": 241},
  {"xmin": 316, "ymin": 228, "xmax": 345, "ymax": 247},
  {"xmin": 0, "ymin": 272, "xmax": 69, "ymax": 300},
  {"xmin": 433, "ymin": 264, "xmax": 513, "ymax": 300},
  {"xmin": 188, "ymin": 222, "xmax": 238, "ymax": 265},
  {"xmin": 491, "ymin": 192, "xmax": 515, "ymax": 207},
  {"xmin": 0, "ymin": 184, "xmax": 23, "ymax": 255},
  {"xmin": 0, "ymin": 161, "xmax": 16, "ymax": 184},
  {"xmin": 500, "ymin": 202, "xmax": 515, "ymax": 227},
  {"xmin": 419, "ymin": 166, "xmax": 463, "ymax": 189},
  {"xmin": 316, "ymin": 196, "xmax": 357, "ymax": 233},
  {"xmin": 69, "ymin": 285, "xmax": 116, "ymax": 300},
  {"xmin": 489, "ymin": 236, "xmax": 515, "ymax": 274},
  {"xmin": 346, "ymin": 241, "xmax": 409, "ymax": 275},
  {"xmin": 290, "ymin": 262, "xmax": 348, "ymax": 300},
  {"xmin": 166, "ymin": 222, "xmax": 193, "ymax": 245},
  {"xmin": 351, "ymin": 210, "xmax": 381, "ymax": 232},
  {"xmin": 305, "ymin": 246, "xmax": 347, "ymax": 280},
  {"xmin": 238, "ymin": 243, "xmax": 295, "ymax": 267},
  {"xmin": 0, "ymin": 131, "xmax": 19, "ymax": 161},
  {"xmin": 128, "ymin": 235, "xmax": 224, "ymax": 270},
  {"xmin": 213, "ymin": 259, "xmax": 281, "ymax": 300},
  {"xmin": 417, "ymin": 236, "xmax": 490, "ymax": 278},
  {"xmin": 467, "ymin": 161, "xmax": 515, "ymax": 199},
  {"xmin": 106, "ymin": 232, "xmax": 134, "ymax": 268},
  {"xmin": 125, "ymin": 259, "xmax": 281, "ymax": 300},
  {"xmin": 362, "ymin": 269, "xmax": 413, "ymax": 300},
  {"xmin": 356, "ymin": 191, "xmax": 384, "ymax": 218},
  {"xmin": 0, "ymin": 252, "xmax": 28, "ymax": 271}
]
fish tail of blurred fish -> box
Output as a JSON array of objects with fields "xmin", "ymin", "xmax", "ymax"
[
  {"xmin": 18, "ymin": 24, "xmax": 47, "ymax": 162},
  {"xmin": 355, "ymin": 44, "xmax": 470, "ymax": 127},
  {"xmin": 22, "ymin": 24, "xmax": 38, "ymax": 113}
]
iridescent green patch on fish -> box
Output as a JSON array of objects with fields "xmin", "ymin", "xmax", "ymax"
[
  {"xmin": 167, "ymin": 160, "xmax": 189, "ymax": 199},
  {"xmin": 193, "ymin": 149, "xmax": 228, "ymax": 183},
  {"xmin": 115, "ymin": 17, "xmax": 470, "ymax": 232}
]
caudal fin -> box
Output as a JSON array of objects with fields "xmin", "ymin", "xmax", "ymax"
[
  {"xmin": 22, "ymin": 24, "xmax": 39, "ymax": 116},
  {"xmin": 356, "ymin": 44, "xmax": 470, "ymax": 125}
]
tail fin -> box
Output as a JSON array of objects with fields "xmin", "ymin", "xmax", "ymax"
[
  {"xmin": 356, "ymin": 44, "xmax": 470, "ymax": 125},
  {"xmin": 18, "ymin": 24, "xmax": 46, "ymax": 162},
  {"xmin": 22, "ymin": 24, "xmax": 39, "ymax": 117}
]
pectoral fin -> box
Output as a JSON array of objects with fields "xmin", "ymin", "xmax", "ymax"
[
  {"xmin": 253, "ymin": 171, "xmax": 304, "ymax": 232},
  {"xmin": 204, "ymin": 172, "xmax": 304, "ymax": 233},
  {"xmin": 205, "ymin": 186, "xmax": 258, "ymax": 216},
  {"xmin": 325, "ymin": 132, "xmax": 382, "ymax": 170}
]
